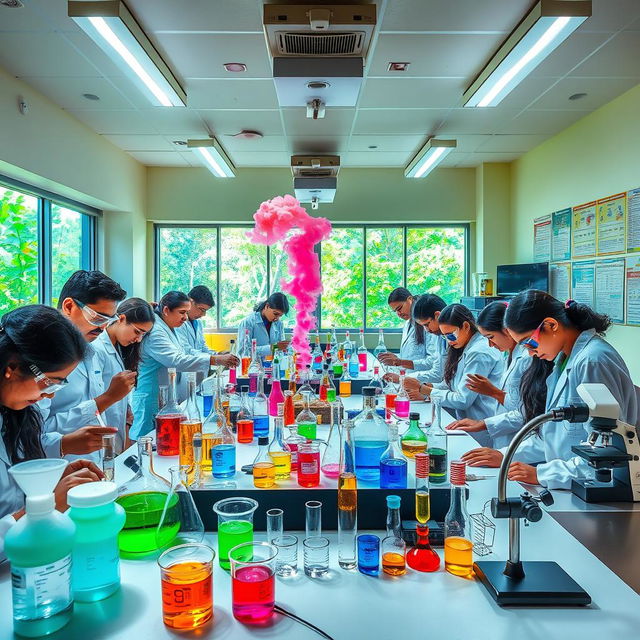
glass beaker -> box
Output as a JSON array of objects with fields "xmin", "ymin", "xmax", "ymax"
[
  {"xmin": 158, "ymin": 543, "xmax": 214, "ymax": 629},
  {"xmin": 297, "ymin": 442, "xmax": 320, "ymax": 488},
  {"xmin": 213, "ymin": 497, "xmax": 258, "ymax": 570},
  {"xmin": 381, "ymin": 536, "xmax": 407, "ymax": 576},
  {"xmin": 230, "ymin": 541, "xmax": 277, "ymax": 624}
]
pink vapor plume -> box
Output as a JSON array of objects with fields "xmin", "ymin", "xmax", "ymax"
[{"xmin": 247, "ymin": 194, "xmax": 332, "ymax": 366}]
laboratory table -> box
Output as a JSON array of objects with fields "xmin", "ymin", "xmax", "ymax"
[{"xmin": 2, "ymin": 396, "xmax": 640, "ymax": 639}]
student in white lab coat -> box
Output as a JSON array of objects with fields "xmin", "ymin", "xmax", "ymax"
[
  {"xmin": 237, "ymin": 292, "xmax": 290, "ymax": 359},
  {"xmin": 408, "ymin": 304, "xmax": 505, "ymax": 446},
  {"xmin": 92, "ymin": 298, "xmax": 155, "ymax": 453},
  {"xmin": 176, "ymin": 285, "xmax": 214, "ymax": 356},
  {"xmin": 447, "ymin": 301, "xmax": 543, "ymax": 448},
  {"xmin": 40, "ymin": 271, "xmax": 132, "ymax": 461},
  {"xmin": 132, "ymin": 291, "xmax": 239, "ymax": 439},
  {"xmin": 0, "ymin": 306, "xmax": 103, "ymax": 559},
  {"xmin": 462, "ymin": 291, "xmax": 640, "ymax": 490}
]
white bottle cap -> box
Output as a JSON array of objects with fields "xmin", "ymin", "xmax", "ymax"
[{"xmin": 67, "ymin": 481, "xmax": 117, "ymax": 508}]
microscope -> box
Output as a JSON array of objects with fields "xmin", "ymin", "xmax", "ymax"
[{"xmin": 570, "ymin": 383, "xmax": 640, "ymax": 503}]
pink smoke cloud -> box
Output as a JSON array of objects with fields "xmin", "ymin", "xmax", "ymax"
[{"xmin": 247, "ymin": 194, "xmax": 332, "ymax": 365}]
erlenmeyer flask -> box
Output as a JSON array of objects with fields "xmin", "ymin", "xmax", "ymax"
[
  {"xmin": 321, "ymin": 401, "xmax": 342, "ymax": 478},
  {"xmin": 157, "ymin": 466, "xmax": 204, "ymax": 547},
  {"xmin": 116, "ymin": 437, "xmax": 180, "ymax": 557}
]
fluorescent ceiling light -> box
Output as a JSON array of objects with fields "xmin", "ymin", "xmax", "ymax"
[
  {"xmin": 463, "ymin": 0, "xmax": 591, "ymax": 108},
  {"xmin": 405, "ymin": 139, "xmax": 456, "ymax": 179},
  {"xmin": 187, "ymin": 139, "xmax": 236, "ymax": 178},
  {"xmin": 69, "ymin": 1, "xmax": 186, "ymax": 107}
]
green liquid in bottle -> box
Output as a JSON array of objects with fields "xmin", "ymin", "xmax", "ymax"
[
  {"xmin": 428, "ymin": 447, "xmax": 448, "ymax": 484},
  {"xmin": 116, "ymin": 491, "xmax": 180, "ymax": 557},
  {"xmin": 297, "ymin": 421, "xmax": 317, "ymax": 440},
  {"xmin": 327, "ymin": 389, "xmax": 337, "ymax": 402},
  {"xmin": 218, "ymin": 520, "xmax": 254, "ymax": 570}
]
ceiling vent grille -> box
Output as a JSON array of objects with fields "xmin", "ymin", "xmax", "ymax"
[{"xmin": 277, "ymin": 31, "xmax": 364, "ymax": 56}]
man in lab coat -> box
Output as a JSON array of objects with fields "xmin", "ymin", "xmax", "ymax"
[
  {"xmin": 176, "ymin": 285, "xmax": 214, "ymax": 356},
  {"xmin": 40, "ymin": 270, "xmax": 136, "ymax": 461}
]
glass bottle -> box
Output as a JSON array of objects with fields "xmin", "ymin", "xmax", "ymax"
[
  {"xmin": 228, "ymin": 338, "xmax": 238, "ymax": 385},
  {"xmin": 385, "ymin": 494, "xmax": 402, "ymax": 539},
  {"xmin": 321, "ymin": 401, "xmax": 342, "ymax": 478},
  {"xmin": 373, "ymin": 329, "xmax": 387, "ymax": 362},
  {"xmin": 395, "ymin": 368, "xmax": 410, "ymax": 418},
  {"xmin": 428, "ymin": 399, "xmax": 448, "ymax": 484},
  {"xmin": 210, "ymin": 412, "xmax": 236, "ymax": 480},
  {"xmin": 253, "ymin": 373, "xmax": 270, "ymax": 438},
  {"xmin": 240, "ymin": 328, "xmax": 251, "ymax": 377},
  {"xmin": 201, "ymin": 375, "xmax": 227, "ymax": 475},
  {"xmin": 342, "ymin": 330, "xmax": 353, "ymax": 360},
  {"xmin": 179, "ymin": 372, "xmax": 203, "ymax": 471},
  {"xmin": 268, "ymin": 357, "xmax": 285, "ymax": 416},
  {"xmin": 284, "ymin": 422, "xmax": 304, "ymax": 473},
  {"xmin": 318, "ymin": 364, "xmax": 332, "ymax": 402},
  {"xmin": 383, "ymin": 375, "xmax": 398, "ymax": 421},
  {"xmin": 248, "ymin": 338, "xmax": 262, "ymax": 395},
  {"xmin": 339, "ymin": 362, "xmax": 352, "ymax": 398},
  {"xmin": 401, "ymin": 411, "xmax": 428, "ymax": 458},
  {"xmin": 116, "ymin": 437, "xmax": 180, "ymax": 556},
  {"xmin": 311, "ymin": 334, "xmax": 323, "ymax": 374},
  {"xmin": 352, "ymin": 387, "xmax": 388, "ymax": 484},
  {"xmin": 236, "ymin": 386, "xmax": 254, "ymax": 444},
  {"xmin": 329, "ymin": 326, "xmax": 339, "ymax": 358},
  {"xmin": 228, "ymin": 384, "xmax": 242, "ymax": 434},
  {"xmin": 253, "ymin": 437, "xmax": 276, "ymax": 488},
  {"xmin": 283, "ymin": 389, "xmax": 296, "ymax": 428},
  {"xmin": 406, "ymin": 452, "xmax": 440, "ymax": 572},
  {"xmin": 268, "ymin": 404, "xmax": 292, "ymax": 480},
  {"xmin": 357, "ymin": 328, "xmax": 369, "ymax": 372},
  {"xmin": 326, "ymin": 367, "xmax": 337, "ymax": 402},
  {"xmin": 380, "ymin": 422, "xmax": 408, "ymax": 489},
  {"xmin": 298, "ymin": 442, "xmax": 320, "ymax": 488},
  {"xmin": 338, "ymin": 419, "xmax": 357, "ymax": 570},
  {"xmin": 382, "ymin": 495, "xmax": 406, "ymax": 576},
  {"xmin": 348, "ymin": 347, "xmax": 360, "ymax": 379},
  {"xmin": 155, "ymin": 368, "xmax": 184, "ymax": 456},
  {"xmin": 296, "ymin": 390, "xmax": 317, "ymax": 440},
  {"xmin": 444, "ymin": 460, "xmax": 473, "ymax": 578},
  {"xmin": 368, "ymin": 366, "xmax": 384, "ymax": 396},
  {"xmin": 296, "ymin": 364, "xmax": 315, "ymax": 400}
]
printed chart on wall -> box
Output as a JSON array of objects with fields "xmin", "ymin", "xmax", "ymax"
[
  {"xmin": 550, "ymin": 262, "xmax": 571, "ymax": 301},
  {"xmin": 626, "ymin": 256, "xmax": 640, "ymax": 326},
  {"xmin": 551, "ymin": 208, "xmax": 572, "ymax": 262},
  {"xmin": 627, "ymin": 188, "xmax": 640, "ymax": 253},
  {"xmin": 571, "ymin": 202, "xmax": 596, "ymax": 258},
  {"xmin": 533, "ymin": 214, "xmax": 551, "ymax": 262},
  {"xmin": 571, "ymin": 260, "xmax": 595, "ymax": 307},
  {"xmin": 595, "ymin": 258, "xmax": 625, "ymax": 324},
  {"xmin": 596, "ymin": 193, "xmax": 626, "ymax": 256}
]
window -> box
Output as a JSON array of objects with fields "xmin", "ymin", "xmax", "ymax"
[
  {"xmin": 155, "ymin": 224, "xmax": 468, "ymax": 330},
  {"xmin": 0, "ymin": 178, "xmax": 98, "ymax": 316}
]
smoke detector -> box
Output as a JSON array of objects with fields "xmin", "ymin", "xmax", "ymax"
[
  {"xmin": 232, "ymin": 130, "xmax": 264, "ymax": 139},
  {"xmin": 1, "ymin": 0, "xmax": 24, "ymax": 7}
]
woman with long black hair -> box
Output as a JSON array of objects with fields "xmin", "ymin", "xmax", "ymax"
[
  {"xmin": 0, "ymin": 306, "xmax": 103, "ymax": 558},
  {"xmin": 462, "ymin": 290, "xmax": 639, "ymax": 490},
  {"xmin": 237, "ymin": 292, "xmax": 290, "ymax": 358},
  {"xmin": 411, "ymin": 303, "xmax": 504, "ymax": 445}
]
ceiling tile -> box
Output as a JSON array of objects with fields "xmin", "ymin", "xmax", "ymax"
[
  {"xmin": 151, "ymin": 33, "xmax": 272, "ymax": 79},
  {"xmin": 104, "ymin": 135, "xmax": 177, "ymax": 152},
  {"xmin": 529, "ymin": 77, "xmax": 640, "ymax": 111},
  {"xmin": 342, "ymin": 152, "xmax": 413, "ymax": 167},
  {"xmin": 0, "ymin": 0, "xmax": 76, "ymax": 33},
  {"xmin": 475, "ymin": 134, "xmax": 548, "ymax": 153},
  {"xmin": 70, "ymin": 109, "xmax": 159, "ymax": 135},
  {"xmin": 228, "ymin": 151, "xmax": 291, "ymax": 167},
  {"xmin": 580, "ymin": 0, "xmax": 640, "ymax": 32},
  {"xmin": 128, "ymin": 151, "xmax": 189, "ymax": 166},
  {"xmin": 498, "ymin": 109, "xmax": 590, "ymax": 135},
  {"xmin": 359, "ymin": 78, "xmax": 465, "ymax": 108},
  {"xmin": 290, "ymin": 137, "xmax": 349, "ymax": 154},
  {"xmin": 136, "ymin": 108, "xmax": 205, "ymax": 135},
  {"xmin": 569, "ymin": 32, "xmax": 640, "ymax": 77},
  {"xmin": 381, "ymin": 0, "xmax": 531, "ymax": 32},
  {"xmin": 221, "ymin": 135, "xmax": 289, "ymax": 152},
  {"xmin": 446, "ymin": 134, "xmax": 492, "ymax": 153},
  {"xmin": 186, "ymin": 79, "xmax": 278, "ymax": 109},
  {"xmin": 436, "ymin": 107, "xmax": 520, "ymax": 135},
  {"xmin": 468, "ymin": 151, "xmax": 524, "ymax": 164},
  {"xmin": 353, "ymin": 109, "xmax": 450, "ymax": 134},
  {"xmin": 197, "ymin": 110, "xmax": 284, "ymax": 136},
  {"xmin": 348, "ymin": 135, "xmax": 425, "ymax": 152},
  {"xmin": 282, "ymin": 108, "xmax": 356, "ymax": 136}
]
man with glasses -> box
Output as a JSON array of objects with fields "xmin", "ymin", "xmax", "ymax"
[
  {"xmin": 176, "ymin": 285, "xmax": 215, "ymax": 357},
  {"xmin": 40, "ymin": 270, "xmax": 134, "ymax": 462}
]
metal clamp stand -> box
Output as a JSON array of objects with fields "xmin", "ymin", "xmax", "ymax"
[{"xmin": 473, "ymin": 406, "xmax": 592, "ymax": 606}]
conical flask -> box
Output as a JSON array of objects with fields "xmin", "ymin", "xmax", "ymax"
[
  {"xmin": 321, "ymin": 401, "xmax": 343, "ymax": 478},
  {"xmin": 116, "ymin": 436, "xmax": 180, "ymax": 557},
  {"xmin": 158, "ymin": 466, "xmax": 205, "ymax": 546}
]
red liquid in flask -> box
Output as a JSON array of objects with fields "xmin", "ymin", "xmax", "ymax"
[
  {"xmin": 297, "ymin": 450, "xmax": 320, "ymax": 487},
  {"xmin": 156, "ymin": 414, "xmax": 182, "ymax": 456},
  {"xmin": 232, "ymin": 565, "xmax": 275, "ymax": 624},
  {"xmin": 406, "ymin": 525, "xmax": 441, "ymax": 572}
]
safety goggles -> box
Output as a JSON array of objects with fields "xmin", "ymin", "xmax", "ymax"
[
  {"xmin": 444, "ymin": 330, "xmax": 459, "ymax": 342},
  {"xmin": 29, "ymin": 364, "xmax": 69, "ymax": 393},
  {"xmin": 73, "ymin": 299, "xmax": 117, "ymax": 327},
  {"xmin": 520, "ymin": 322, "xmax": 544, "ymax": 350}
]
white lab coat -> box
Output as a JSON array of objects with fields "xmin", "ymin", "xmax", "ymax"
[
  {"xmin": 415, "ymin": 333, "xmax": 448, "ymax": 383},
  {"xmin": 39, "ymin": 341, "xmax": 104, "ymax": 463},
  {"xmin": 482, "ymin": 344, "xmax": 529, "ymax": 448},
  {"xmin": 399, "ymin": 320, "xmax": 431, "ymax": 371},
  {"xmin": 430, "ymin": 332, "xmax": 505, "ymax": 446},
  {"xmin": 509, "ymin": 329, "xmax": 640, "ymax": 490},
  {"xmin": 91, "ymin": 329, "xmax": 128, "ymax": 453},
  {"xmin": 176, "ymin": 318, "xmax": 209, "ymax": 355},
  {"xmin": 131, "ymin": 315, "xmax": 210, "ymax": 439},
  {"xmin": 0, "ymin": 415, "xmax": 23, "ymax": 561},
  {"xmin": 237, "ymin": 311, "xmax": 285, "ymax": 358}
]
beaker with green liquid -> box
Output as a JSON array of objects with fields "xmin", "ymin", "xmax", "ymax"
[
  {"xmin": 213, "ymin": 497, "xmax": 258, "ymax": 570},
  {"xmin": 116, "ymin": 437, "xmax": 180, "ymax": 557}
]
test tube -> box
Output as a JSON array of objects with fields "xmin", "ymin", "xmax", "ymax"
[
  {"xmin": 266, "ymin": 508, "xmax": 283, "ymax": 544},
  {"xmin": 102, "ymin": 433, "xmax": 115, "ymax": 482},
  {"xmin": 191, "ymin": 432, "xmax": 202, "ymax": 488},
  {"xmin": 305, "ymin": 500, "xmax": 322, "ymax": 539}
]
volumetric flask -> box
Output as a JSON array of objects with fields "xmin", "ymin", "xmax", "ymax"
[
  {"xmin": 159, "ymin": 543, "xmax": 214, "ymax": 630},
  {"xmin": 213, "ymin": 497, "xmax": 258, "ymax": 570}
]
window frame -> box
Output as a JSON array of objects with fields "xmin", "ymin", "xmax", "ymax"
[
  {"xmin": 155, "ymin": 222, "xmax": 470, "ymax": 333},
  {"xmin": 0, "ymin": 174, "xmax": 99, "ymax": 309}
]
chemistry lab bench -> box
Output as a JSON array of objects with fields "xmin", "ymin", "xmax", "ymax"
[{"xmin": 2, "ymin": 396, "xmax": 640, "ymax": 640}]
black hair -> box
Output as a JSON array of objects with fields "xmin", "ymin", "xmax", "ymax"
[
  {"xmin": 477, "ymin": 301, "xmax": 509, "ymax": 332},
  {"xmin": 387, "ymin": 287, "xmax": 412, "ymax": 304},
  {"xmin": 505, "ymin": 289, "xmax": 611, "ymax": 335},
  {"xmin": 0, "ymin": 305, "xmax": 86, "ymax": 464},
  {"xmin": 255, "ymin": 292, "xmax": 290, "ymax": 315},
  {"xmin": 114, "ymin": 298, "xmax": 155, "ymax": 374},
  {"xmin": 188, "ymin": 285, "xmax": 214, "ymax": 307},
  {"xmin": 438, "ymin": 303, "xmax": 478, "ymax": 385},
  {"xmin": 519, "ymin": 356, "xmax": 555, "ymax": 425},
  {"xmin": 57, "ymin": 270, "xmax": 126, "ymax": 309},
  {"xmin": 156, "ymin": 291, "xmax": 190, "ymax": 318},
  {"xmin": 412, "ymin": 293, "xmax": 448, "ymax": 322}
]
